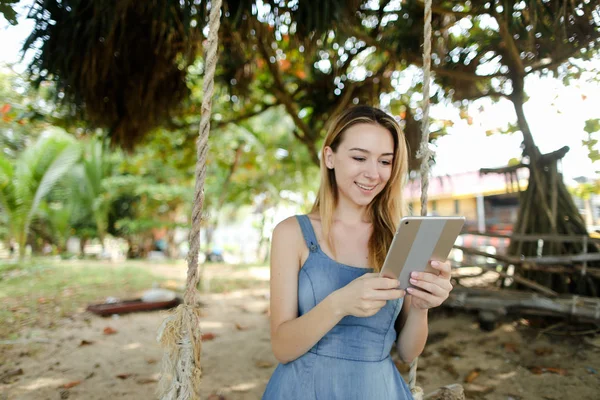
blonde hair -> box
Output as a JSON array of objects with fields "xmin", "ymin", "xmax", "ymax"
[{"xmin": 311, "ymin": 106, "xmax": 409, "ymax": 271}]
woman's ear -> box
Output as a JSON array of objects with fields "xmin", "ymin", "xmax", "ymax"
[{"xmin": 323, "ymin": 146, "xmax": 334, "ymax": 169}]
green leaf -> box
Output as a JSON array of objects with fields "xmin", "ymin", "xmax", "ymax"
[
  {"xmin": 584, "ymin": 118, "xmax": 600, "ymax": 134},
  {"xmin": 27, "ymin": 142, "xmax": 82, "ymax": 230},
  {"xmin": 507, "ymin": 158, "xmax": 521, "ymax": 166}
]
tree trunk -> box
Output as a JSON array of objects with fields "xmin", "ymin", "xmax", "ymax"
[
  {"xmin": 165, "ymin": 229, "xmax": 178, "ymax": 259},
  {"xmin": 79, "ymin": 236, "xmax": 88, "ymax": 258},
  {"xmin": 256, "ymin": 211, "xmax": 268, "ymax": 263},
  {"xmin": 204, "ymin": 221, "xmax": 217, "ymax": 255},
  {"xmin": 507, "ymin": 86, "xmax": 598, "ymax": 295},
  {"xmin": 18, "ymin": 231, "xmax": 27, "ymax": 260}
]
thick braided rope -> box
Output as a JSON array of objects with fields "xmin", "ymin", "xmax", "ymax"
[
  {"xmin": 185, "ymin": 0, "xmax": 223, "ymax": 306},
  {"xmin": 156, "ymin": 2, "xmax": 222, "ymax": 399},
  {"xmin": 409, "ymin": 0, "xmax": 433, "ymax": 396}
]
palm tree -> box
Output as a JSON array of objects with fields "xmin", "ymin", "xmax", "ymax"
[
  {"xmin": 70, "ymin": 137, "xmax": 118, "ymax": 250},
  {"xmin": 0, "ymin": 129, "xmax": 81, "ymax": 259}
]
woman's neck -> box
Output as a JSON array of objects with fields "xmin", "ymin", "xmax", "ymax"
[{"xmin": 332, "ymin": 197, "xmax": 370, "ymax": 225}]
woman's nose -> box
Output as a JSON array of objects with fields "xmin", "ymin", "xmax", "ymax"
[{"xmin": 363, "ymin": 160, "xmax": 378, "ymax": 178}]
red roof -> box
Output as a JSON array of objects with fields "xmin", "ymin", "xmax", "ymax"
[{"xmin": 404, "ymin": 169, "xmax": 529, "ymax": 200}]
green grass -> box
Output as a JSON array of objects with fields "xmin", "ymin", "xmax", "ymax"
[
  {"xmin": 201, "ymin": 277, "xmax": 268, "ymax": 294},
  {"xmin": 0, "ymin": 261, "xmax": 164, "ymax": 340},
  {"xmin": 230, "ymin": 262, "xmax": 269, "ymax": 270}
]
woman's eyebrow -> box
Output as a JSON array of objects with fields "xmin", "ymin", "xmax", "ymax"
[{"xmin": 349, "ymin": 147, "xmax": 393, "ymax": 157}]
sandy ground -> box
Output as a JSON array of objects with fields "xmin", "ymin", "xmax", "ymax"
[{"xmin": 1, "ymin": 264, "xmax": 600, "ymax": 400}]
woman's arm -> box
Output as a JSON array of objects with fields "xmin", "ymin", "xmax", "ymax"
[
  {"xmin": 269, "ymin": 217, "xmax": 405, "ymax": 364},
  {"xmin": 395, "ymin": 296, "xmax": 428, "ymax": 363},
  {"xmin": 396, "ymin": 261, "xmax": 453, "ymax": 363},
  {"xmin": 269, "ymin": 217, "xmax": 344, "ymax": 364}
]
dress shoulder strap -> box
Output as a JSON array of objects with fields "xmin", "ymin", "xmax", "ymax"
[{"xmin": 295, "ymin": 215, "xmax": 319, "ymax": 253}]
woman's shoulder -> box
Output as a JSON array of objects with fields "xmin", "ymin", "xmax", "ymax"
[{"xmin": 272, "ymin": 215, "xmax": 303, "ymax": 242}]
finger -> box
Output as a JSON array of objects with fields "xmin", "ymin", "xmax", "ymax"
[
  {"xmin": 430, "ymin": 260, "xmax": 452, "ymax": 279},
  {"xmin": 366, "ymin": 289, "xmax": 405, "ymax": 301},
  {"xmin": 369, "ymin": 277, "xmax": 400, "ymax": 290},
  {"xmin": 406, "ymin": 287, "xmax": 439, "ymax": 307},
  {"xmin": 409, "ymin": 278, "xmax": 446, "ymax": 297},
  {"xmin": 411, "ymin": 271, "xmax": 453, "ymax": 291}
]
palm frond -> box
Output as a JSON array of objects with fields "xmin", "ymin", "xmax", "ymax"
[{"xmin": 26, "ymin": 142, "xmax": 82, "ymax": 229}]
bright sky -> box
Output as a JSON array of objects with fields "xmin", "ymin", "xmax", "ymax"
[
  {"xmin": 1, "ymin": 6, "xmax": 598, "ymax": 184},
  {"xmin": 429, "ymin": 70, "xmax": 600, "ymax": 183}
]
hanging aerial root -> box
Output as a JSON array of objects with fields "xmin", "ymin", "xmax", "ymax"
[{"xmin": 157, "ymin": 304, "xmax": 203, "ymax": 400}]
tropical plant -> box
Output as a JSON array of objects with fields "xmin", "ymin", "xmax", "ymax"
[
  {"xmin": 0, "ymin": 129, "xmax": 81, "ymax": 258},
  {"xmin": 71, "ymin": 137, "xmax": 121, "ymax": 248}
]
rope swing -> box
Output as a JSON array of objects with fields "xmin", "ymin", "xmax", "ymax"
[
  {"xmin": 409, "ymin": 0, "xmax": 434, "ymax": 398},
  {"xmin": 157, "ymin": 0, "xmax": 223, "ymax": 399}
]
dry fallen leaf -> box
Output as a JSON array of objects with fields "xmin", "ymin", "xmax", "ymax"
[
  {"xmin": 544, "ymin": 367, "xmax": 567, "ymax": 375},
  {"xmin": 116, "ymin": 373, "xmax": 132, "ymax": 380},
  {"xmin": 255, "ymin": 360, "xmax": 274, "ymax": 369},
  {"xmin": 79, "ymin": 340, "xmax": 94, "ymax": 346},
  {"xmin": 502, "ymin": 342, "xmax": 518, "ymax": 353},
  {"xmin": 136, "ymin": 377, "xmax": 158, "ymax": 384},
  {"xmin": 529, "ymin": 366, "xmax": 567, "ymax": 376},
  {"xmin": 103, "ymin": 327, "xmax": 117, "ymax": 335},
  {"xmin": 207, "ymin": 394, "xmax": 226, "ymax": 400},
  {"xmin": 235, "ymin": 323, "xmax": 250, "ymax": 331},
  {"xmin": 201, "ymin": 333, "xmax": 217, "ymax": 341},
  {"xmin": 464, "ymin": 368, "xmax": 481, "ymax": 383},
  {"xmin": 145, "ymin": 358, "xmax": 157, "ymax": 364},
  {"xmin": 534, "ymin": 347, "xmax": 554, "ymax": 356},
  {"xmin": 61, "ymin": 380, "xmax": 82, "ymax": 389}
]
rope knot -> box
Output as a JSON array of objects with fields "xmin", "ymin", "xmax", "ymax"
[{"xmin": 416, "ymin": 142, "xmax": 435, "ymax": 165}]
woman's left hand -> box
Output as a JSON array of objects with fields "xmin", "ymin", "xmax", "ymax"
[{"xmin": 406, "ymin": 260, "xmax": 453, "ymax": 310}]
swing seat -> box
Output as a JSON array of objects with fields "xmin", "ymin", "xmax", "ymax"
[{"xmin": 87, "ymin": 297, "xmax": 181, "ymax": 317}]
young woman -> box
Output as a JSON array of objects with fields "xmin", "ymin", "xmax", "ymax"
[{"xmin": 262, "ymin": 106, "xmax": 453, "ymax": 399}]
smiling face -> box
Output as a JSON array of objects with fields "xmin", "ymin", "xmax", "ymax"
[{"xmin": 324, "ymin": 123, "xmax": 395, "ymax": 207}]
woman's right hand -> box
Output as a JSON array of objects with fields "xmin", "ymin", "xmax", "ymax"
[{"xmin": 330, "ymin": 273, "xmax": 405, "ymax": 318}]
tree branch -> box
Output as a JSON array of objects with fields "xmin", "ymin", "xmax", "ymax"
[
  {"xmin": 480, "ymin": 147, "xmax": 570, "ymax": 175},
  {"xmin": 345, "ymin": 26, "xmax": 508, "ymax": 83},
  {"xmin": 493, "ymin": 10, "xmax": 525, "ymax": 77},
  {"xmin": 176, "ymin": 100, "xmax": 277, "ymax": 137},
  {"xmin": 213, "ymin": 101, "xmax": 278, "ymax": 129},
  {"xmin": 373, "ymin": 0, "xmax": 392, "ymax": 38},
  {"xmin": 417, "ymin": 1, "xmax": 480, "ymax": 18},
  {"xmin": 480, "ymin": 164, "xmax": 527, "ymax": 174},
  {"xmin": 217, "ymin": 142, "xmax": 244, "ymax": 205},
  {"xmin": 526, "ymin": 37, "xmax": 600, "ymax": 74},
  {"xmin": 457, "ymin": 89, "xmax": 510, "ymax": 102},
  {"xmin": 254, "ymin": 22, "xmax": 315, "ymax": 142},
  {"xmin": 291, "ymin": 128, "xmax": 320, "ymax": 165},
  {"xmin": 540, "ymin": 146, "xmax": 570, "ymax": 163}
]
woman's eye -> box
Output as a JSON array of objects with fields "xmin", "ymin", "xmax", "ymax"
[
  {"xmin": 352, "ymin": 157, "xmax": 365, "ymax": 162},
  {"xmin": 381, "ymin": 160, "xmax": 392, "ymax": 166}
]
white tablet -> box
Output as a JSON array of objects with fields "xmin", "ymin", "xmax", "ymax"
[{"xmin": 379, "ymin": 216, "xmax": 465, "ymax": 289}]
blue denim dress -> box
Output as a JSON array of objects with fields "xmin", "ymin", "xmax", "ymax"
[{"xmin": 262, "ymin": 215, "xmax": 414, "ymax": 399}]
